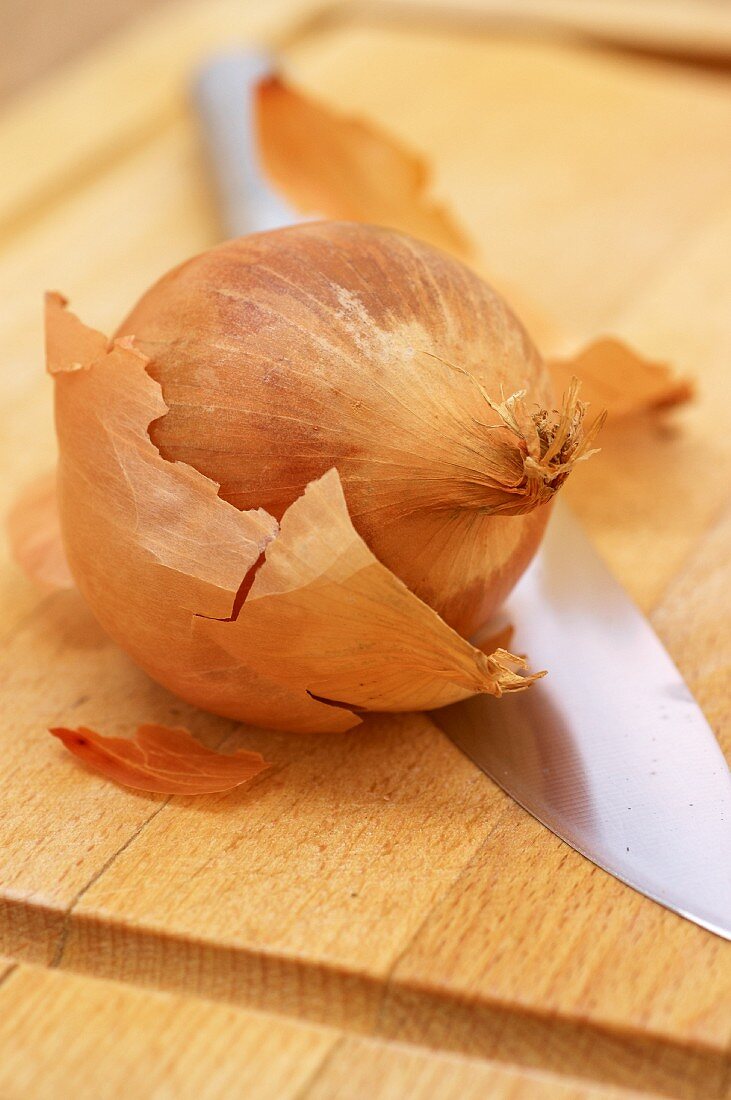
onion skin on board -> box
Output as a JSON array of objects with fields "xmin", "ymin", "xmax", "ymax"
[{"xmin": 47, "ymin": 222, "xmax": 599, "ymax": 732}]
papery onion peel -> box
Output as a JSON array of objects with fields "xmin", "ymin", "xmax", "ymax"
[
  {"xmin": 549, "ymin": 339, "xmax": 693, "ymax": 419},
  {"xmin": 256, "ymin": 74, "xmax": 471, "ymax": 262},
  {"xmin": 49, "ymin": 724, "xmax": 269, "ymax": 794}
]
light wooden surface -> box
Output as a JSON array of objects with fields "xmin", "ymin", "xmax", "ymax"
[
  {"xmin": 0, "ymin": 959, "xmax": 647, "ymax": 1100},
  {"xmin": 386, "ymin": 0, "xmax": 731, "ymax": 60},
  {"xmin": 1, "ymin": 0, "xmax": 173, "ymax": 103},
  {"xmin": 0, "ymin": 3, "xmax": 729, "ymax": 1098}
]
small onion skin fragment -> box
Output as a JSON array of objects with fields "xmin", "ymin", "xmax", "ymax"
[
  {"xmin": 49, "ymin": 724, "xmax": 269, "ymax": 795},
  {"xmin": 48, "ymin": 223, "xmax": 596, "ymax": 732},
  {"xmin": 549, "ymin": 339, "xmax": 693, "ymax": 420},
  {"xmin": 256, "ymin": 75, "xmax": 472, "ymax": 263}
]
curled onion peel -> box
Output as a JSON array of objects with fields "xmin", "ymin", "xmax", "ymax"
[
  {"xmin": 255, "ymin": 75, "xmax": 472, "ymax": 263},
  {"xmin": 49, "ymin": 724, "xmax": 269, "ymax": 795},
  {"xmin": 549, "ymin": 339, "xmax": 693, "ymax": 419}
]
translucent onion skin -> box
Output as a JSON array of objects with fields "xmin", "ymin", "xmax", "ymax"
[{"xmin": 118, "ymin": 221, "xmax": 554, "ymax": 639}]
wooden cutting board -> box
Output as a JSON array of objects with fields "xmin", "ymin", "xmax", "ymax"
[{"xmin": 0, "ymin": 2, "xmax": 729, "ymax": 1097}]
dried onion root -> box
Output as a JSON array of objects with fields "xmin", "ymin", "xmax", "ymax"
[{"xmin": 45, "ymin": 223, "xmax": 600, "ymax": 732}]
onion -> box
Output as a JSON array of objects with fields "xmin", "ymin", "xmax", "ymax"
[
  {"xmin": 48, "ymin": 222, "xmax": 600, "ymax": 732},
  {"xmin": 119, "ymin": 221, "xmax": 595, "ymax": 636}
]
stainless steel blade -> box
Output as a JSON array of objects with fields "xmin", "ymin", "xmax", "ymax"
[
  {"xmin": 192, "ymin": 51, "xmax": 731, "ymax": 939},
  {"xmin": 432, "ymin": 505, "xmax": 731, "ymax": 939}
]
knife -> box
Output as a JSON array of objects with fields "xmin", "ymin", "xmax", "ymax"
[{"xmin": 192, "ymin": 50, "xmax": 731, "ymax": 940}]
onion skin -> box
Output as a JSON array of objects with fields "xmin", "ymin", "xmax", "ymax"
[{"xmin": 118, "ymin": 221, "xmax": 555, "ymax": 638}]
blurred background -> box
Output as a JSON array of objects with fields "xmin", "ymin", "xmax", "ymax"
[
  {"xmin": 3, "ymin": 0, "xmax": 172, "ymax": 102},
  {"xmin": 4, "ymin": 0, "xmax": 731, "ymax": 103}
]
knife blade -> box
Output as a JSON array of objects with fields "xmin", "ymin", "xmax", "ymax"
[
  {"xmin": 432, "ymin": 505, "xmax": 731, "ymax": 940},
  {"xmin": 192, "ymin": 51, "xmax": 731, "ymax": 939}
]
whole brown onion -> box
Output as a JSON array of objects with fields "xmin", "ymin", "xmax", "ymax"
[
  {"xmin": 120, "ymin": 221, "xmax": 558, "ymax": 638},
  {"xmin": 48, "ymin": 222, "xmax": 598, "ymax": 732}
]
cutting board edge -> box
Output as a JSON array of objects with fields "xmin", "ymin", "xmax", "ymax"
[{"xmin": 0, "ymin": 901, "xmax": 721, "ymax": 1100}]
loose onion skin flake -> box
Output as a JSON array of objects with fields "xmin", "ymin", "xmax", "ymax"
[
  {"xmin": 47, "ymin": 223, "xmax": 600, "ymax": 733},
  {"xmin": 549, "ymin": 339, "xmax": 693, "ymax": 420},
  {"xmin": 49, "ymin": 725, "xmax": 269, "ymax": 795},
  {"xmin": 256, "ymin": 75, "xmax": 472, "ymax": 262}
]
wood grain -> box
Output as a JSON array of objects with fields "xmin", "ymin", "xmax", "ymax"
[
  {"xmin": 0, "ymin": 958, "xmax": 16, "ymax": 984},
  {"xmin": 652, "ymin": 500, "xmax": 731, "ymax": 751},
  {"xmin": 0, "ymin": 961, "xmax": 653, "ymax": 1100},
  {"xmin": 384, "ymin": 0, "xmax": 731, "ymax": 61},
  {"xmin": 379, "ymin": 808, "xmax": 729, "ymax": 1096},
  {"xmin": 306, "ymin": 1035, "xmax": 650, "ymax": 1100},
  {"xmin": 0, "ymin": 962, "xmax": 337, "ymax": 1100},
  {"xmin": 0, "ymin": 4, "xmax": 730, "ymax": 1099},
  {"xmin": 565, "ymin": 196, "xmax": 731, "ymax": 615}
]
